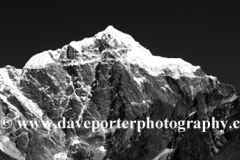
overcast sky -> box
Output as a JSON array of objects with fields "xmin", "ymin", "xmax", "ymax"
[{"xmin": 1, "ymin": 1, "xmax": 239, "ymax": 92}]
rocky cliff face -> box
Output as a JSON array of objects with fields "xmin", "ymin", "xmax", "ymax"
[{"xmin": 0, "ymin": 26, "xmax": 239, "ymax": 160}]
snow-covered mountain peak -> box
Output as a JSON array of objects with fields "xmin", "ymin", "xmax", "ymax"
[
  {"xmin": 94, "ymin": 25, "xmax": 143, "ymax": 49},
  {"xmin": 23, "ymin": 26, "xmax": 204, "ymax": 79},
  {"xmin": 102, "ymin": 25, "xmax": 119, "ymax": 34},
  {"xmin": 68, "ymin": 25, "xmax": 152, "ymax": 56},
  {"xmin": 24, "ymin": 26, "xmax": 152, "ymax": 70},
  {"xmin": 96, "ymin": 25, "xmax": 125, "ymax": 39}
]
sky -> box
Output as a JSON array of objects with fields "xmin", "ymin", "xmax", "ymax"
[{"xmin": 0, "ymin": 1, "xmax": 240, "ymax": 92}]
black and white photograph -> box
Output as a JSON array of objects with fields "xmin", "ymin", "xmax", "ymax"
[{"xmin": 0, "ymin": 1, "xmax": 240, "ymax": 160}]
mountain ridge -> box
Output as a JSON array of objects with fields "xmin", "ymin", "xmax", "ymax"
[{"xmin": 0, "ymin": 26, "xmax": 239, "ymax": 160}]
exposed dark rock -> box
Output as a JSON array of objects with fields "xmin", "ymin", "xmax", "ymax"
[{"xmin": 67, "ymin": 46, "xmax": 78, "ymax": 59}]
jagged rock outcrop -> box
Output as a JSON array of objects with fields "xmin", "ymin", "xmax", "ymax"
[{"xmin": 0, "ymin": 26, "xmax": 239, "ymax": 160}]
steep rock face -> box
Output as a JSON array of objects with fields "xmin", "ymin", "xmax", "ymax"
[{"xmin": 0, "ymin": 26, "xmax": 239, "ymax": 160}]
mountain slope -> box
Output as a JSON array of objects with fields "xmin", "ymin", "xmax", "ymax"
[{"xmin": 0, "ymin": 26, "xmax": 239, "ymax": 160}]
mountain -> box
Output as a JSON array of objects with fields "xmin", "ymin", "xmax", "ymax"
[{"xmin": 0, "ymin": 26, "xmax": 239, "ymax": 160}]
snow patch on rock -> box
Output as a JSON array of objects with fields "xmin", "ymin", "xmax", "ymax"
[
  {"xmin": 54, "ymin": 152, "xmax": 69, "ymax": 160},
  {"xmin": 24, "ymin": 51, "xmax": 56, "ymax": 69},
  {"xmin": 133, "ymin": 76, "xmax": 145, "ymax": 85},
  {"xmin": 0, "ymin": 68, "xmax": 43, "ymax": 118},
  {"xmin": 0, "ymin": 135, "xmax": 25, "ymax": 160}
]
